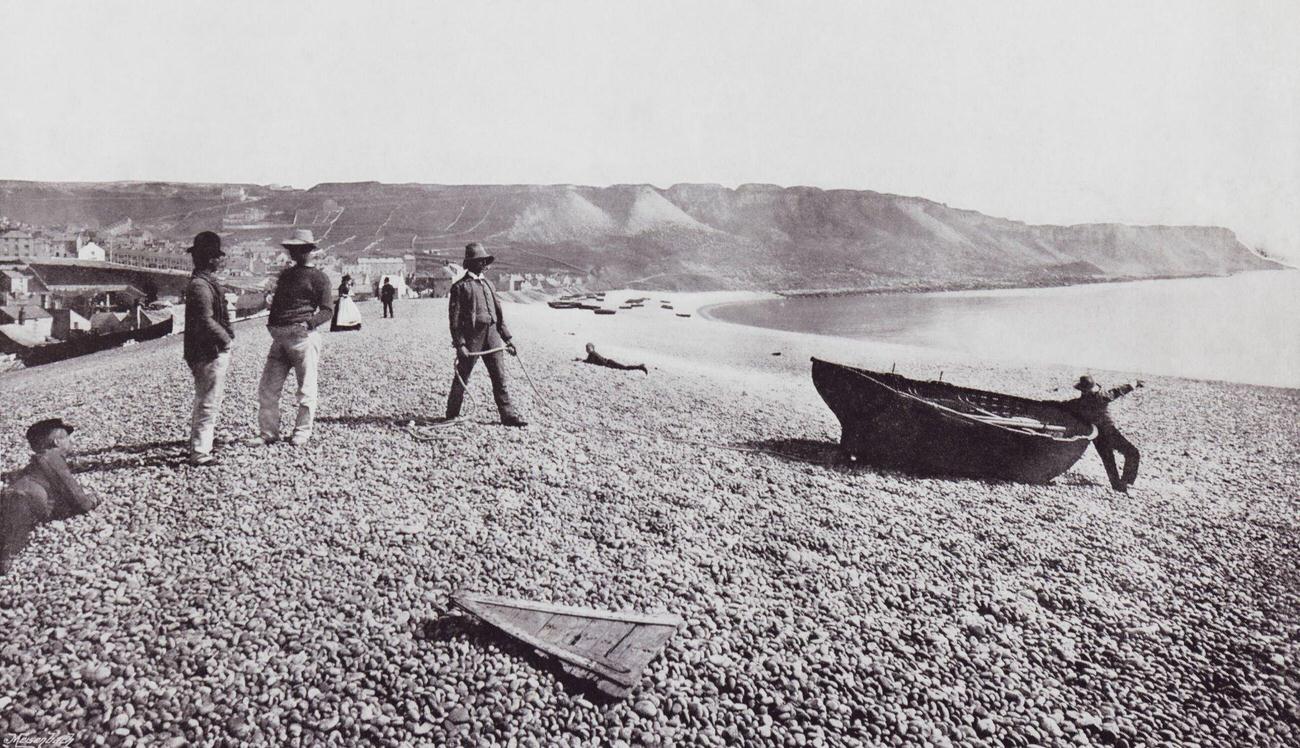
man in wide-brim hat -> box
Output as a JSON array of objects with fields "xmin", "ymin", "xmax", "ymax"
[
  {"xmin": 252, "ymin": 229, "xmax": 334, "ymax": 446},
  {"xmin": 182, "ymin": 230, "xmax": 234, "ymax": 466},
  {"xmin": 1066, "ymin": 374, "xmax": 1145, "ymax": 492},
  {"xmin": 444, "ymin": 241, "xmax": 527, "ymax": 426}
]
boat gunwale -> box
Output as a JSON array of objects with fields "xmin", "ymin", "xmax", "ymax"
[{"xmin": 812, "ymin": 357, "xmax": 1096, "ymax": 443}]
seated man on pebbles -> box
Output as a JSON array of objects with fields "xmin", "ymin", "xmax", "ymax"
[
  {"xmin": 578, "ymin": 343, "xmax": 648, "ymax": 374},
  {"xmin": 1066, "ymin": 374, "xmax": 1144, "ymax": 492},
  {"xmin": 0, "ymin": 419, "xmax": 100, "ymax": 574}
]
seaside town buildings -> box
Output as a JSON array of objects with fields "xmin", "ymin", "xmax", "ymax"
[
  {"xmin": 109, "ymin": 243, "xmax": 191, "ymax": 271},
  {"xmin": 0, "ymin": 227, "xmax": 83, "ymax": 259},
  {"xmin": 77, "ymin": 241, "xmax": 106, "ymax": 262},
  {"xmin": 0, "ymin": 304, "xmax": 53, "ymax": 338},
  {"xmin": 343, "ymin": 256, "xmax": 414, "ymax": 297}
]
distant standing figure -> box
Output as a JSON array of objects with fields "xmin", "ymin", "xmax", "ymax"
[
  {"xmin": 445, "ymin": 242, "xmax": 527, "ymax": 426},
  {"xmin": 182, "ymin": 231, "xmax": 234, "ymax": 466},
  {"xmin": 1, "ymin": 419, "xmax": 100, "ymax": 575},
  {"xmin": 331, "ymin": 274, "xmax": 362, "ymax": 332},
  {"xmin": 380, "ymin": 278, "xmax": 397, "ymax": 318},
  {"xmin": 254, "ymin": 229, "xmax": 333, "ymax": 447},
  {"xmin": 579, "ymin": 343, "xmax": 648, "ymax": 374},
  {"xmin": 1066, "ymin": 375, "xmax": 1144, "ymax": 492}
]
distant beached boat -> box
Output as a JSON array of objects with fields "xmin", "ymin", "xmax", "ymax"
[
  {"xmin": 548, "ymin": 301, "xmax": 579, "ymax": 309},
  {"xmin": 18, "ymin": 316, "xmax": 174, "ymax": 368},
  {"xmin": 594, "ymin": 309, "xmax": 616, "ymax": 315},
  {"xmin": 811, "ymin": 358, "xmax": 1095, "ymax": 484}
]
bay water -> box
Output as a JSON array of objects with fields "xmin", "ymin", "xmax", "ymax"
[{"xmin": 703, "ymin": 270, "xmax": 1300, "ymax": 388}]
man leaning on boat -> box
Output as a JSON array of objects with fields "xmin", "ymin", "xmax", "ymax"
[{"xmin": 1066, "ymin": 375, "xmax": 1143, "ymax": 493}]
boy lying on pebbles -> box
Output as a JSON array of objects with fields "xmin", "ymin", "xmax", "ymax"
[{"xmin": 578, "ymin": 342, "xmax": 649, "ymax": 374}]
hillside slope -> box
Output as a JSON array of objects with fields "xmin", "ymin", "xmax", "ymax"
[{"xmin": 0, "ymin": 180, "xmax": 1281, "ymax": 290}]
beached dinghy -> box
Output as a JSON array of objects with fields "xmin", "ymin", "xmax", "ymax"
[
  {"xmin": 451, "ymin": 591, "xmax": 682, "ymax": 697},
  {"xmin": 811, "ymin": 357, "xmax": 1095, "ymax": 483}
]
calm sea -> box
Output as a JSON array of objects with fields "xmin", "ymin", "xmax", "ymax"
[{"xmin": 704, "ymin": 270, "xmax": 1300, "ymax": 388}]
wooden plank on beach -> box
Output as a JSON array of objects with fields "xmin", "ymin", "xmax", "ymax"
[{"xmin": 450, "ymin": 591, "xmax": 683, "ymax": 697}]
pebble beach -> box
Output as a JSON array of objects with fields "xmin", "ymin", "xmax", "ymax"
[{"xmin": 1, "ymin": 293, "xmax": 1297, "ymax": 747}]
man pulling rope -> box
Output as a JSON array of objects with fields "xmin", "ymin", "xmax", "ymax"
[{"xmin": 443, "ymin": 242, "xmax": 527, "ymax": 427}]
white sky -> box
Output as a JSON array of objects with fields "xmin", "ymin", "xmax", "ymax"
[{"xmin": 1, "ymin": 0, "xmax": 1297, "ymax": 259}]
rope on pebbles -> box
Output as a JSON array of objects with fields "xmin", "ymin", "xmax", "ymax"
[{"xmin": 405, "ymin": 352, "xmax": 836, "ymax": 466}]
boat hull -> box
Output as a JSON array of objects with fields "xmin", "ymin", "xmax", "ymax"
[
  {"xmin": 19, "ymin": 318, "xmax": 173, "ymax": 367},
  {"xmin": 812, "ymin": 358, "xmax": 1093, "ymax": 484}
]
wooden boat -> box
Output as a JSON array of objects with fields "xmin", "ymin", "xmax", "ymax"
[
  {"xmin": 18, "ymin": 316, "xmax": 174, "ymax": 368},
  {"xmin": 811, "ymin": 357, "xmax": 1095, "ymax": 484},
  {"xmin": 675, "ymin": 313, "xmax": 691, "ymax": 318},
  {"xmin": 548, "ymin": 301, "xmax": 579, "ymax": 309},
  {"xmin": 593, "ymin": 309, "xmax": 616, "ymax": 315},
  {"xmin": 451, "ymin": 591, "xmax": 682, "ymax": 698}
]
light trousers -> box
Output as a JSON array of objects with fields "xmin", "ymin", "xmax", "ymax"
[
  {"xmin": 258, "ymin": 325, "xmax": 321, "ymax": 442},
  {"xmin": 188, "ymin": 351, "xmax": 231, "ymax": 457}
]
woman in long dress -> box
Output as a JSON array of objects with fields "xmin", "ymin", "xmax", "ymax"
[{"xmin": 331, "ymin": 275, "xmax": 362, "ymax": 332}]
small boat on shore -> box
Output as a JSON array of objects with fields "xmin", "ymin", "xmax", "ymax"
[
  {"xmin": 17, "ymin": 316, "xmax": 174, "ymax": 368},
  {"xmin": 594, "ymin": 309, "xmax": 616, "ymax": 315},
  {"xmin": 548, "ymin": 301, "xmax": 580, "ymax": 309},
  {"xmin": 810, "ymin": 357, "xmax": 1095, "ymax": 483}
]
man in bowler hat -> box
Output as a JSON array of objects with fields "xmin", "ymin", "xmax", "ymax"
[
  {"xmin": 1, "ymin": 419, "xmax": 100, "ymax": 574},
  {"xmin": 1066, "ymin": 374, "xmax": 1144, "ymax": 492},
  {"xmin": 183, "ymin": 231, "xmax": 234, "ymax": 466},
  {"xmin": 445, "ymin": 242, "xmax": 527, "ymax": 426}
]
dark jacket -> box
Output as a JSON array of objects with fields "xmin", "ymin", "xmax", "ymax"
[
  {"xmin": 183, "ymin": 270, "xmax": 234, "ymax": 363},
  {"xmin": 1, "ymin": 451, "xmax": 99, "ymax": 570},
  {"xmin": 448, "ymin": 273, "xmax": 511, "ymax": 352},
  {"xmin": 1066, "ymin": 384, "xmax": 1135, "ymax": 433},
  {"xmin": 268, "ymin": 265, "xmax": 333, "ymax": 329},
  {"xmin": 380, "ymin": 283, "xmax": 396, "ymax": 302}
]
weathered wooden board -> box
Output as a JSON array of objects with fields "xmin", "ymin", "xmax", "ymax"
[{"xmin": 451, "ymin": 591, "xmax": 683, "ymax": 698}]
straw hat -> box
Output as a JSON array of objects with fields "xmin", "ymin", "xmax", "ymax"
[{"xmin": 281, "ymin": 229, "xmax": 320, "ymax": 249}]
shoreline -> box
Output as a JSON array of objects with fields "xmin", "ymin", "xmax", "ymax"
[
  {"xmin": 693, "ymin": 270, "xmax": 1300, "ymax": 391},
  {"xmin": 769, "ymin": 267, "xmax": 1292, "ymax": 299}
]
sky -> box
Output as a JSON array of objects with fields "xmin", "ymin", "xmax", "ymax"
[{"xmin": 1, "ymin": 0, "xmax": 1297, "ymax": 260}]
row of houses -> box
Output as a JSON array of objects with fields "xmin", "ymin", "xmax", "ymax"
[
  {"xmin": 0, "ymin": 261, "xmax": 159, "ymax": 321},
  {"xmin": 0, "ymin": 302, "xmax": 167, "ymax": 341},
  {"xmin": 0, "ymin": 228, "xmax": 106, "ymax": 261}
]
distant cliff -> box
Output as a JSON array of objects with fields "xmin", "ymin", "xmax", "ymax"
[{"xmin": 0, "ymin": 180, "xmax": 1281, "ymax": 290}]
